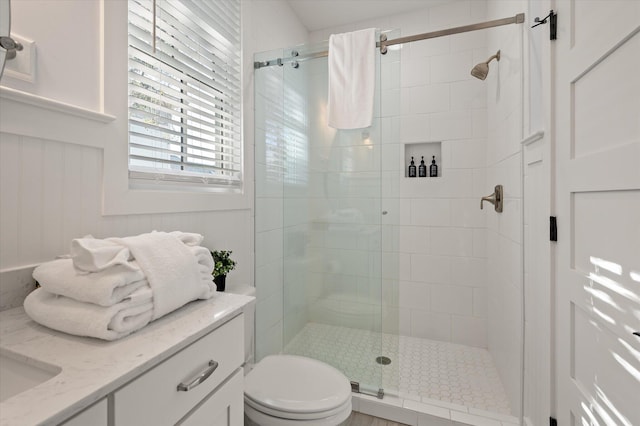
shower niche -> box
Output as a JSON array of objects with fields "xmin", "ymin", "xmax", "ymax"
[{"xmin": 403, "ymin": 142, "xmax": 441, "ymax": 178}]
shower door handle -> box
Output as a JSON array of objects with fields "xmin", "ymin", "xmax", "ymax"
[{"xmin": 480, "ymin": 185, "xmax": 503, "ymax": 212}]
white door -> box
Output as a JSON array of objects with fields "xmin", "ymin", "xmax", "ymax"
[{"xmin": 555, "ymin": 1, "xmax": 640, "ymax": 425}]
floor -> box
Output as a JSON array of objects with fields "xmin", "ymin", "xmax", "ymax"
[
  {"xmin": 285, "ymin": 323, "xmax": 511, "ymax": 415},
  {"xmin": 340, "ymin": 412, "xmax": 408, "ymax": 426}
]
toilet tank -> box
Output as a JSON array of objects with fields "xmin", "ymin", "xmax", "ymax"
[{"xmin": 223, "ymin": 283, "xmax": 256, "ymax": 367}]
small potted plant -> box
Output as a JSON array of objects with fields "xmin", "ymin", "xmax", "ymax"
[{"xmin": 210, "ymin": 250, "xmax": 236, "ymax": 292}]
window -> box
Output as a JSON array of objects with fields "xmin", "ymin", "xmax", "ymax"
[{"xmin": 127, "ymin": 0, "xmax": 242, "ymax": 188}]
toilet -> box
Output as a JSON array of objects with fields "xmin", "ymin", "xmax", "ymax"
[
  {"xmin": 244, "ymin": 354, "xmax": 352, "ymax": 425},
  {"xmin": 225, "ymin": 284, "xmax": 353, "ymax": 425}
]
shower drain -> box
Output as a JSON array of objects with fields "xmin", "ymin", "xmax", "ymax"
[{"xmin": 375, "ymin": 356, "xmax": 391, "ymax": 365}]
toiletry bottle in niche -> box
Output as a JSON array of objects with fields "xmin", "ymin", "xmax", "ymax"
[
  {"xmin": 408, "ymin": 156, "xmax": 417, "ymax": 178},
  {"xmin": 429, "ymin": 155, "xmax": 438, "ymax": 177},
  {"xmin": 418, "ymin": 156, "xmax": 427, "ymax": 177}
]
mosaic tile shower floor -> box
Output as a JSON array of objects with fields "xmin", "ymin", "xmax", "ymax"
[{"xmin": 284, "ymin": 323, "xmax": 511, "ymax": 415}]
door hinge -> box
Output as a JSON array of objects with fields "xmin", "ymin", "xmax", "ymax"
[
  {"xmin": 550, "ymin": 216, "xmax": 558, "ymax": 242},
  {"xmin": 550, "ymin": 417, "xmax": 558, "ymax": 426},
  {"xmin": 549, "ymin": 11, "xmax": 557, "ymax": 40}
]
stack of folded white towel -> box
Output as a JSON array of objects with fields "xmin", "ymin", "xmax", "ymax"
[{"xmin": 24, "ymin": 231, "xmax": 216, "ymax": 341}]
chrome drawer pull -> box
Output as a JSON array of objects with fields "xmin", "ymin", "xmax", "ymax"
[{"xmin": 177, "ymin": 360, "xmax": 219, "ymax": 392}]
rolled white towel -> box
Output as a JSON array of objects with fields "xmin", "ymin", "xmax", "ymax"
[
  {"xmin": 24, "ymin": 287, "xmax": 153, "ymax": 341},
  {"xmin": 33, "ymin": 259, "xmax": 147, "ymax": 306}
]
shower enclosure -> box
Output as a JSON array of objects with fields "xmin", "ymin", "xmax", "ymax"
[{"xmin": 254, "ymin": 13, "xmax": 525, "ymax": 420}]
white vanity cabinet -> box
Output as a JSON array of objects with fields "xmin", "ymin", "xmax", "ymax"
[
  {"xmin": 113, "ymin": 314, "xmax": 244, "ymax": 426},
  {"xmin": 0, "ymin": 294, "xmax": 253, "ymax": 426}
]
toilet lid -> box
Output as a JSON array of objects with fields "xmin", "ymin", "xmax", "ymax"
[{"xmin": 244, "ymin": 355, "xmax": 351, "ymax": 414}]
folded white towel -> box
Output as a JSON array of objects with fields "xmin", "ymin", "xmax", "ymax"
[
  {"xmin": 112, "ymin": 232, "xmax": 215, "ymax": 320},
  {"xmin": 33, "ymin": 259, "xmax": 147, "ymax": 306},
  {"xmin": 327, "ymin": 28, "xmax": 376, "ymax": 130},
  {"xmin": 24, "ymin": 287, "xmax": 153, "ymax": 341}
]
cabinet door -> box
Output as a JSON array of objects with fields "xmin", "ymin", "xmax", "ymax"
[
  {"xmin": 178, "ymin": 368, "xmax": 244, "ymax": 426},
  {"xmin": 60, "ymin": 398, "xmax": 107, "ymax": 426}
]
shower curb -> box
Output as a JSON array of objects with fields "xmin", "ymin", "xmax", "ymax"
[{"xmin": 352, "ymin": 393, "xmax": 520, "ymax": 426}]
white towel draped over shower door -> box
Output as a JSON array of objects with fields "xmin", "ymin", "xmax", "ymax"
[{"xmin": 327, "ymin": 28, "xmax": 376, "ymax": 130}]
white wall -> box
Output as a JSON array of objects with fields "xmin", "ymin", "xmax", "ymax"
[
  {"xmin": 2, "ymin": 0, "xmax": 101, "ymax": 111},
  {"xmin": 309, "ymin": 0, "xmax": 491, "ymax": 348},
  {"xmin": 0, "ymin": 0, "xmax": 305, "ymax": 312}
]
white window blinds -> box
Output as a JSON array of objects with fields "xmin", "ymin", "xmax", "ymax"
[{"xmin": 128, "ymin": 0, "xmax": 242, "ymax": 187}]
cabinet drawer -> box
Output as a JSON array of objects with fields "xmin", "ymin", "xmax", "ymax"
[
  {"xmin": 114, "ymin": 314, "xmax": 243, "ymax": 426},
  {"xmin": 178, "ymin": 368, "xmax": 244, "ymax": 426}
]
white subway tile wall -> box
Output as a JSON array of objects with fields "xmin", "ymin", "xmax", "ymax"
[{"xmin": 484, "ymin": 0, "xmax": 525, "ymax": 416}]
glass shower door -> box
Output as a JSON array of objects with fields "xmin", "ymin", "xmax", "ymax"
[
  {"xmin": 254, "ymin": 35, "xmax": 401, "ymax": 398},
  {"xmin": 278, "ymin": 40, "xmax": 387, "ymax": 396}
]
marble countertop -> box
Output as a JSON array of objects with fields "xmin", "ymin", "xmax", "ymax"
[{"xmin": 0, "ymin": 292, "xmax": 254, "ymax": 426}]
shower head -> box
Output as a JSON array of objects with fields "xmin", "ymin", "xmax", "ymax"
[{"xmin": 470, "ymin": 50, "xmax": 501, "ymax": 80}]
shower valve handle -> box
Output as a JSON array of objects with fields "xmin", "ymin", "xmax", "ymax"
[{"xmin": 480, "ymin": 185, "xmax": 503, "ymax": 212}]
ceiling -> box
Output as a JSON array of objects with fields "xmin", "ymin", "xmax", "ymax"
[{"xmin": 286, "ymin": 0, "xmax": 448, "ymax": 32}]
